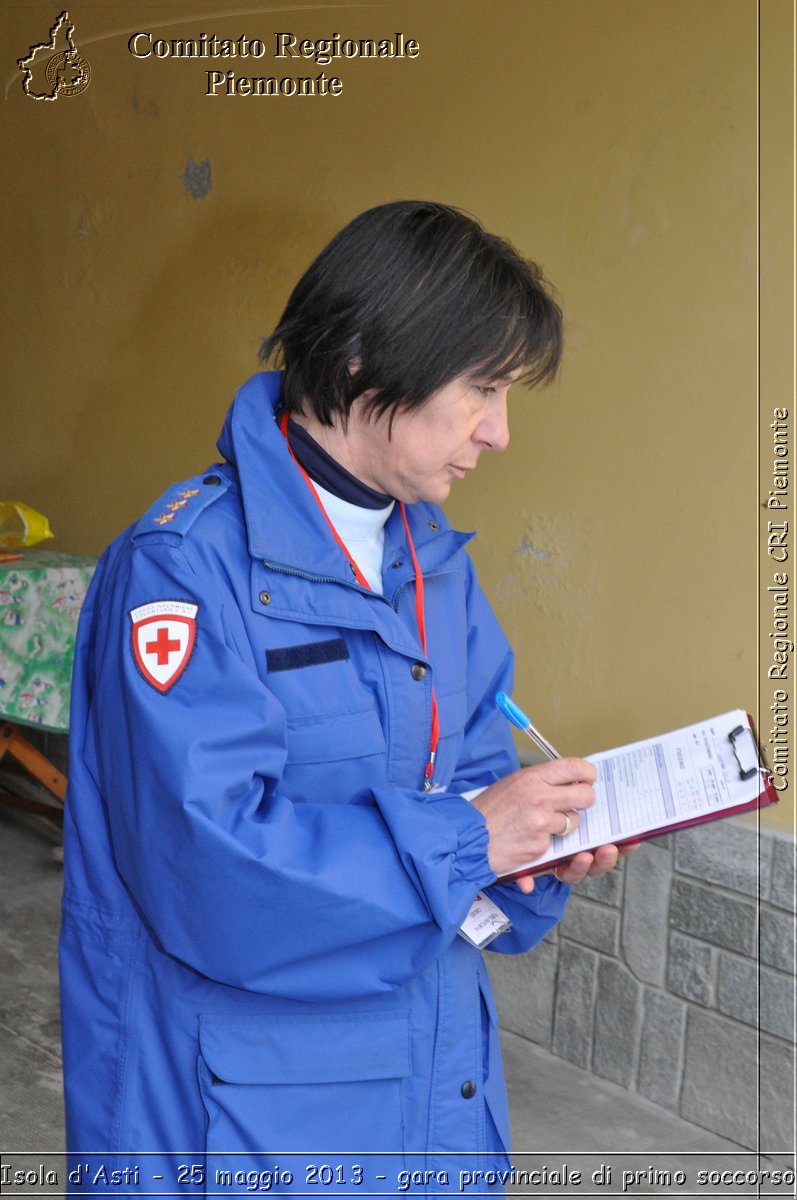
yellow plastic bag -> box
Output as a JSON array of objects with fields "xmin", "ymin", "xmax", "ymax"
[{"xmin": 0, "ymin": 502, "xmax": 54, "ymax": 550}]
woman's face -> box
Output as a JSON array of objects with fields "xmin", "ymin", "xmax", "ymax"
[{"xmin": 340, "ymin": 368, "xmax": 522, "ymax": 505}]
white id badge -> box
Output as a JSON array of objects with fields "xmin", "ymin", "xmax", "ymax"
[{"xmin": 458, "ymin": 892, "xmax": 512, "ymax": 948}]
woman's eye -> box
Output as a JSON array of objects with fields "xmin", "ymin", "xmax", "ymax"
[{"xmin": 476, "ymin": 385, "xmax": 496, "ymax": 396}]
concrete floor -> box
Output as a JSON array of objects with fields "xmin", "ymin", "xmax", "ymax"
[{"xmin": 1, "ymin": 802, "xmax": 791, "ymax": 1197}]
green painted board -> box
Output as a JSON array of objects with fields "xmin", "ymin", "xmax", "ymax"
[{"xmin": 0, "ymin": 550, "xmax": 96, "ymax": 733}]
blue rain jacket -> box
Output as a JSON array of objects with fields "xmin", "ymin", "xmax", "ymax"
[{"xmin": 60, "ymin": 372, "xmax": 569, "ymax": 1194}]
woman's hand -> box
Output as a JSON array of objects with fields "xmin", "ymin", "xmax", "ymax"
[
  {"xmin": 470, "ymin": 761, "xmax": 639, "ymax": 894},
  {"xmin": 529, "ymin": 841, "xmax": 641, "ymax": 893},
  {"xmin": 471, "ymin": 758, "xmax": 595, "ymax": 876}
]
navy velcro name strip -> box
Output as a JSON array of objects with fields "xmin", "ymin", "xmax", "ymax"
[{"xmin": 266, "ymin": 638, "xmax": 349, "ymax": 673}]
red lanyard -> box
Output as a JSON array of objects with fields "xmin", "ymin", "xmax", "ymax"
[{"xmin": 280, "ymin": 413, "xmax": 440, "ymax": 789}]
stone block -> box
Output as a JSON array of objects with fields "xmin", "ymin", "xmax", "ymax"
[
  {"xmin": 760, "ymin": 907, "xmax": 795, "ymax": 973},
  {"xmin": 760, "ymin": 1036, "xmax": 797, "ymax": 1154},
  {"xmin": 770, "ymin": 836, "xmax": 796, "ymax": 912},
  {"xmin": 669, "ymin": 878, "xmax": 757, "ymax": 955},
  {"xmin": 621, "ymin": 842, "xmax": 671, "ymax": 985},
  {"xmin": 638, "ymin": 990, "xmax": 686, "ymax": 1111},
  {"xmin": 681, "ymin": 1008, "xmax": 759, "ymax": 1147},
  {"xmin": 559, "ymin": 895, "xmax": 619, "ymax": 955},
  {"xmin": 667, "ymin": 932, "xmax": 715, "ymax": 1005},
  {"xmin": 760, "ymin": 967, "xmax": 796, "ymax": 1043},
  {"xmin": 486, "ymin": 938, "xmax": 557, "ymax": 1048},
  {"xmin": 551, "ymin": 941, "xmax": 597, "ymax": 1069},
  {"xmin": 576, "ymin": 865, "xmax": 624, "ymax": 907},
  {"xmin": 717, "ymin": 954, "xmax": 796, "ymax": 1042},
  {"xmin": 674, "ymin": 820, "xmax": 771, "ymax": 897},
  {"xmin": 592, "ymin": 959, "xmax": 642, "ymax": 1088},
  {"xmin": 716, "ymin": 954, "xmax": 757, "ymax": 1025}
]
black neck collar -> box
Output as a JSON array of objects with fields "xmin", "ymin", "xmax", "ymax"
[{"xmin": 284, "ymin": 418, "xmax": 394, "ymax": 510}]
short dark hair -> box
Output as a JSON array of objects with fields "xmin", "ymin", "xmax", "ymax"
[{"xmin": 260, "ymin": 200, "xmax": 563, "ymax": 425}]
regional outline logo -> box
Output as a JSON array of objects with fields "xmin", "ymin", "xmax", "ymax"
[{"xmin": 18, "ymin": 10, "xmax": 91, "ymax": 101}]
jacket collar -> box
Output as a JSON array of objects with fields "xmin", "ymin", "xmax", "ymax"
[{"xmin": 217, "ymin": 373, "xmax": 473, "ymax": 583}]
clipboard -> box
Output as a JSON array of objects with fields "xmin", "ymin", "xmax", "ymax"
[{"xmin": 498, "ymin": 709, "xmax": 779, "ymax": 882}]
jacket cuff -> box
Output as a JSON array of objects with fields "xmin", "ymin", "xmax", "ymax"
[{"xmin": 425, "ymin": 792, "xmax": 496, "ymax": 891}]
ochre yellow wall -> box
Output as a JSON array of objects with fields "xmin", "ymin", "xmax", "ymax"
[{"xmin": 3, "ymin": 0, "xmax": 793, "ymax": 826}]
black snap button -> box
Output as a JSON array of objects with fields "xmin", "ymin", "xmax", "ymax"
[
  {"xmin": 392, "ymin": 560, "xmax": 403, "ymax": 569},
  {"xmin": 428, "ymin": 520, "xmax": 440, "ymax": 532},
  {"xmin": 259, "ymin": 591, "xmax": 272, "ymax": 605},
  {"xmin": 411, "ymin": 662, "xmax": 427, "ymax": 681},
  {"xmin": 461, "ymin": 1081, "xmax": 477, "ymax": 1099},
  {"xmin": 203, "ymin": 475, "xmax": 222, "ymax": 485}
]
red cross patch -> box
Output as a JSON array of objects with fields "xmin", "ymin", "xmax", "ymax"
[{"xmin": 130, "ymin": 601, "xmax": 198, "ymax": 693}]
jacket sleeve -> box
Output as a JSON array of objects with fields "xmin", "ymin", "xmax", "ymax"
[
  {"xmin": 81, "ymin": 538, "xmax": 496, "ymax": 1002},
  {"xmin": 448, "ymin": 552, "xmax": 571, "ymax": 954}
]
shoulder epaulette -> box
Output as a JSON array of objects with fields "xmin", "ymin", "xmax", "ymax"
[{"xmin": 132, "ymin": 469, "xmax": 231, "ymax": 541}]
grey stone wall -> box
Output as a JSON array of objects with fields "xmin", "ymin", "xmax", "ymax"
[{"xmin": 487, "ymin": 819, "xmax": 796, "ymax": 1152}]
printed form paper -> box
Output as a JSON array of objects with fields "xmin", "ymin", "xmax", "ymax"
[{"xmin": 521, "ymin": 709, "xmax": 768, "ymax": 873}]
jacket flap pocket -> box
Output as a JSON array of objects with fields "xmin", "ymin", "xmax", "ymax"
[
  {"xmin": 286, "ymin": 706, "xmax": 387, "ymax": 763},
  {"xmin": 199, "ymin": 1011, "xmax": 411, "ymax": 1084},
  {"xmin": 436, "ymin": 686, "xmax": 466, "ymax": 734}
]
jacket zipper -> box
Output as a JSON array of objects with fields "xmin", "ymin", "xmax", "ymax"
[{"xmin": 262, "ymin": 559, "xmax": 408, "ymax": 615}]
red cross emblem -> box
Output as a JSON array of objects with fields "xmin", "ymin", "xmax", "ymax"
[{"xmin": 130, "ymin": 601, "xmax": 198, "ymax": 693}]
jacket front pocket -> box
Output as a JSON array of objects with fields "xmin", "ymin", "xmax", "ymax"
[
  {"xmin": 198, "ymin": 1010, "xmax": 411, "ymax": 1163},
  {"xmin": 431, "ymin": 686, "xmax": 467, "ymax": 791},
  {"xmin": 282, "ymin": 706, "xmax": 389, "ymax": 803}
]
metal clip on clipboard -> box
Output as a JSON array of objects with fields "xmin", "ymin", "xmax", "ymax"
[{"xmin": 728, "ymin": 723, "xmax": 761, "ymax": 781}]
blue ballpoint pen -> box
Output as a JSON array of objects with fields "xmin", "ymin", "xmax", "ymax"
[{"xmin": 495, "ymin": 691, "xmax": 562, "ymax": 761}]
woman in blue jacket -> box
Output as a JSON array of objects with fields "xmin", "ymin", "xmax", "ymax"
[{"xmin": 61, "ymin": 201, "xmax": 628, "ymax": 1195}]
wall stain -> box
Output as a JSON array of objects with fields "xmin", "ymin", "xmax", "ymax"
[
  {"xmin": 516, "ymin": 536, "xmax": 551, "ymax": 560},
  {"xmin": 132, "ymin": 89, "xmax": 159, "ymax": 117},
  {"xmin": 183, "ymin": 158, "xmax": 212, "ymax": 199}
]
